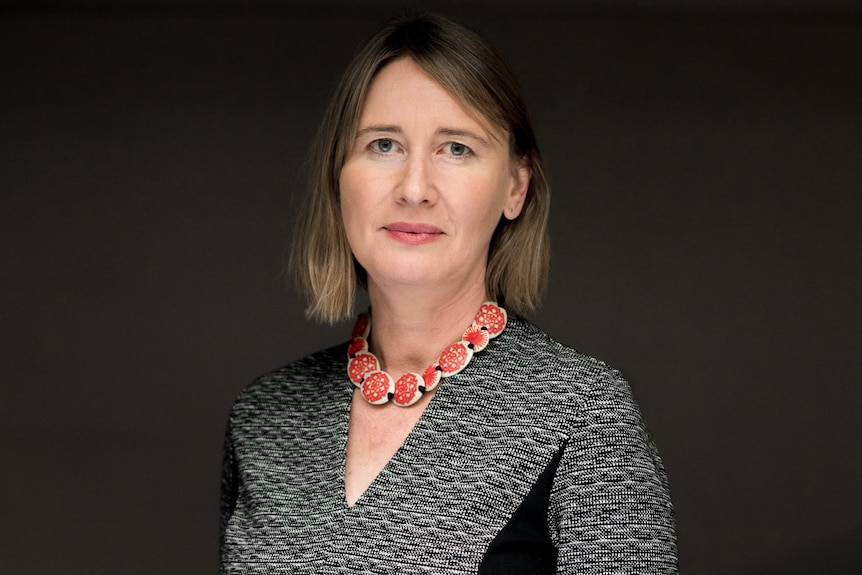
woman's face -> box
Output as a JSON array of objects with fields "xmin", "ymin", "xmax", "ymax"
[{"xmin": 339, "ymin": 57, "xmax": 530, "ymax": 296}]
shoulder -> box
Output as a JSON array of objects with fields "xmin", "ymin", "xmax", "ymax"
[
  {"xmin": 492, "ymin": 316, "xmax": 638, "ymax": 413},
  {"xmin": 457, "ymin": 316, "xmax": 647, "ymax": 445},
  {"xmin": 228, "ymin": 341, "xmax": 349, "ymax": 422}
]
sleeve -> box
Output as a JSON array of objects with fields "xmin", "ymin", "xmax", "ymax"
[
  {"xmin": 219, "ymin": 417, "xmax": 238, "ymax": 550},
  {"xmin": 549, "ymin": 367, "xmax": 678, "ymax": 574}
]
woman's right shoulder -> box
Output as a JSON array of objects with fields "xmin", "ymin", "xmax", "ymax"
[{"xmin": 228, "ymin": 341, "xmax": 350, "ymax": 417}]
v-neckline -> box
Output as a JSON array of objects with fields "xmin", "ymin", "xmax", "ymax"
[{"xmin": 340, "ymin": 383, "xmax": 443, "ymax": 509}]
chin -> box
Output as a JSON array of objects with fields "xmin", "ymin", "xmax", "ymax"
[{"xmin": 368, "ymin": 265, "xmax": 448, "ymax": 291}]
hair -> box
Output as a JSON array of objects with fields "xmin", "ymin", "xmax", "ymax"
[{"xmin": 289, "ymin": 13, "xmax": 551, "ymax": 324}]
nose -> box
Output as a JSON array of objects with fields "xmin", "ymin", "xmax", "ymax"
[{"xmin": 397, "ymin": 153, "xmax": 436, "ymax": 206}]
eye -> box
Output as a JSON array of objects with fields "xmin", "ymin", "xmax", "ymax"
[
  {"xmin": 370, "ymin": 138, "xmax": 396, "ymax": 153},
  {"xmin": 445, "ymin": 142, "xmax": 471, "ymax": 157}
]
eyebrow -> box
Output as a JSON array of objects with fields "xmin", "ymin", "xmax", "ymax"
[
  {"xmin": 355, "ymin": 125, "xmax": 491, "ymax": 147},
  {"xmin": 355, "ymin": 125, "xmax": 402, "ymax": 138},
  {"xmin": 437, "ymin": 128, "xmax": 491, "ymax": 147}
]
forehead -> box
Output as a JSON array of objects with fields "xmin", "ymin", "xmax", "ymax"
[{"xmin": 358, "ymin": 58, "xmax": 506, "ymax": 142}]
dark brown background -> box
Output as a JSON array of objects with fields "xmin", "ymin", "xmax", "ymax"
[{"xmin": 2, "ymin": 1, "xmax": 860, "ymax": 573}]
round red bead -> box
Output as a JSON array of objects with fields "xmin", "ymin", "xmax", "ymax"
[
  {"xmin": 361, "ymin": 370, "xmax": 393, "ymax": 404},
  {"xmin": 393, "ymin": 372, "xmax": 423, "ymax": 407},
  {"xmin": 462, "ymin": 325, "xmax": 490, "ymax": 351},
  {"xmin": 347, "ymin": 337, "xmax": 368, "ymax": 358},
  {"xmin": 348, "ymin": 352, "xmax": 378, "ymax": 385},
  {"xmin": 438, "ymin": 341, "xmax": 473, "ymax": 377},
  {"xmin": 422, "ymin": 364, "xmax": 442, "ymax": 392},
  {"xmin": 475, "ymin": 303, "xmax": 507, "ymax": 338}
]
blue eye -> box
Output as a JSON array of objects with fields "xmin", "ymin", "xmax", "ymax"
[
  {"xmin": 372, "ymin": 139, "xmax": 395, "ymax": 153},
  {"xmin": 447, "ymin": 142, "xmax": 469, "ymax": 157}
]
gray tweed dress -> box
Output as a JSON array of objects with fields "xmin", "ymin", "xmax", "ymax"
[{"xmin": 220, "ymin": 316, "xmax": 678, "ymax": 574}]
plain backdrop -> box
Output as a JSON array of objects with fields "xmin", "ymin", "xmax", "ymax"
[{"xmin": 2, "ymin": 1, "xmax": 860, "ymax": 573}]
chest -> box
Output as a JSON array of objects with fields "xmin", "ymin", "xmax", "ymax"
[
  {"xmin": 224, "ymin": 370, "xmax": 574, "ymax": 573},
  {"xmin": 344, "ymin": 390, "xmax": 431, "ymax": 506}
]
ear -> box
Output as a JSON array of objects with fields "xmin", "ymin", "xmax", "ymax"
[{"xmin": 503, "ymin": 157, "xmax": 531, "ymax": 220}]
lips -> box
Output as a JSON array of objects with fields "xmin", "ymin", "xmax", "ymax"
[
  {"xmin": 384, "ymin": 222, "xmax": 443, "ymax": 245},
  {"xmin": 385, "ymin": 222, "xmax": 443, "ymax": 234}
]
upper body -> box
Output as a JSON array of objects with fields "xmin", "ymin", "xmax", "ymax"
[
  {"xmin": 220, "ymin": 316, "xmax": 677, "ymax": 574},
  {"xmin": 221, "ymin": 13, "xmax": 678, "ymax": 574}
]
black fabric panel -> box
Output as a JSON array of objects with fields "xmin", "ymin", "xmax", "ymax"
[{"xmin": 478, "ymin": 442, "xmax": 566, "ymax": 574}]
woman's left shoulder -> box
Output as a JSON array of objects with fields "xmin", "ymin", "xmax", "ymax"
[{"xmin": 497, "ymin": 316, "xmax": 636, "ymax": 402}]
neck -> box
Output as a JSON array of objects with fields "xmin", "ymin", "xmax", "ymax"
[{"xmin": 365, "ymin": 280, "xmax": 488, "ymax": 379}]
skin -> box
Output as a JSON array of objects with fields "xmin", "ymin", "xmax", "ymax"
[{"xmin": 338, "ymin": 57, "xmax": 531, "ymax": 506}]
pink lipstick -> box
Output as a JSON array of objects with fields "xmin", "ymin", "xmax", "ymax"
[{"xmin": 384, "ymin": 222, "xmax": 443, "ymax": 245}]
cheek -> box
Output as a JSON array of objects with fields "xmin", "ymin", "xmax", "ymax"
[
  {"xmin": 338, "ymin": 167, "xmax": 377, "ymax": 259},
  {"xmin": 339, "ymin": 163, "xmax": 363, "ymax": 211},
  {"xmin": 339, "ymin": 162, "xmax": 376, "ymax": 210},
  {"xmin": 448, "ymin": 182, "xmax": 506, "ymax": 251},
  {"xmin": 340, "ymin": 196, "xmax": 362, "ymax": 246},
  {"xmin": 471, "ymin": 173, "xmax": 510, "ymax": 226},
  {"xmin": 338, "ymin": 172, "xmax": 360, "ymax": 243}
]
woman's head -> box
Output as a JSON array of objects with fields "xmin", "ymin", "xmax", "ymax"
[{"xmin": 290, "ymin": 13, "xmax": 550, "ymax": 323}]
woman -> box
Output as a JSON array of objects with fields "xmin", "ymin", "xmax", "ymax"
[{"xmin": 221, "ymin": 14, "xmax": 678, "ymax": 574}]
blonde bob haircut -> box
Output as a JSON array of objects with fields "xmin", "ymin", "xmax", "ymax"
[{"xmin": 289, "ymin": 14, "xmax": 550, "ymax": 324}]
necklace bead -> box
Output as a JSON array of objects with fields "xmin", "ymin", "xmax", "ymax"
[{"xmin": 346, "ymin": 302, "xmax": 507, "ymax": 407}]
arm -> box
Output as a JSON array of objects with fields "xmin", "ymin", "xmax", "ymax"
[
  {"xmin": 550, "ymin": 368, "xmax": 678, "ymax": 573},
  {"xmin": 219, "ymin": 419, "xmax": 238, "ymax": 551}
]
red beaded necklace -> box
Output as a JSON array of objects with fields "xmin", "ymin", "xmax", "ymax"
[{"xmin": 346, "ymin": 302, "xmax": 508, "ymax": 407}]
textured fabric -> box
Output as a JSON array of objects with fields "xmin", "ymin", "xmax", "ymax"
[
  {"xmin": 477, "ymin": 441, "xmax": 563, "ymax": 573},
  {"xmin": 220, "ymin": 317, "xmax": 678, "ymax": 574}
]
